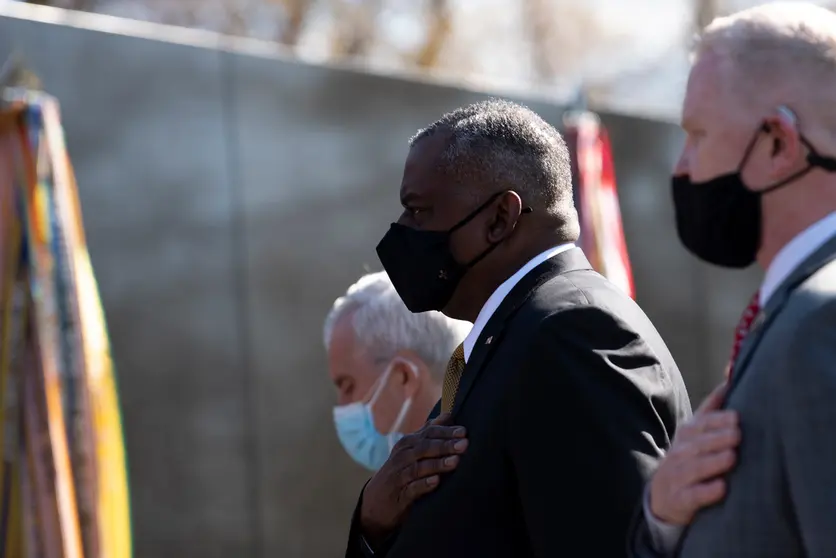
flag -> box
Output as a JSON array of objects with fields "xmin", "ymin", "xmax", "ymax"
[
  {"xmin": 564, "ymin": 110, "xmax": 635, "ymax": 299},
  {"xmin": 0, "ymin": 90, "xmax": 132, "ymax": 558}
]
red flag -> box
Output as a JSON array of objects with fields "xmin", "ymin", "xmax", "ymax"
[{"xmin": 564, "ymin": 111, "xmax": 635, "ymax": 299}]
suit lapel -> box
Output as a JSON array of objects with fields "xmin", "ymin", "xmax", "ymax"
[
  {"xmin": 426, "ymin": 399, "xmax": 442, "ymax": 421},
  {"xmin": 728, "ymin": 234, "xmax": 836, "ymax": 398},
  {"xmin": 450, "ymin": 248, "xmax": 593, "ymax": 419}
]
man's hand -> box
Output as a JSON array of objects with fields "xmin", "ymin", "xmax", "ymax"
[
  {"xmin": 359, "ymin": 413, "xmax": 468, "ymax": 545},
  {"xmin": 649, "ymin": 381, "xmax": 741, "ymax": 525}
]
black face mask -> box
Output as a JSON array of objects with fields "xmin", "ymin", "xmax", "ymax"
[
  {"xmin": 376, "ymin": 192, "xmax": 530, "ymax": 313},
  {"xmin": 672, "ymin": 122, "xmax": 836, "ymax": 268}
]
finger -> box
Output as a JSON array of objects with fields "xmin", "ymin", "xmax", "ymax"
[
  {"xmin": 401, "ymin": 475, "xmax": 440, "ymax": 504},
  {"xmin": 682, "ymin": 479, "xmax": 726, "ymax": 512},
  {"xmin": 690, "ymin": 428, "xmax": 741, "ymax": 455},
  {"xmin": 696, "ymin": 381, "xmax": 729, "ymax": 414},
  {"xmin": 681, "ymin": 450, "xmax": 736, "ymax": 485},
  {"xmin": 400, "ymin": 455, "xmax": 461, "ymax": 486},
  {"xmin": 420, "ymin": 425, "xmax": 467, "ymax": 440},
  {"xmin": 429, "ymin": 412, "xmax": 452, "ymax": 426},
  {"xmin": 407, "ymin": 438, "xmax": 468, "ymax": 463},
  {"xmin": 685, "ymin": 411, "xmax": 737, "ymax": 437},
  {"xmin": 699, "ymin": 411, "xmax": 738, "ymax": 431}
]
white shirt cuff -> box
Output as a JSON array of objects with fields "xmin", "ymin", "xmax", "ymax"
[{"xmin": 643, "ymin": 487, "xmax": 684, "ymax": 554}]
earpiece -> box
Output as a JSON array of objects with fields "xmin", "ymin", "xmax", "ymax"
[
  {"xmin": 770, "ymin": 106, "xmax": 797, "ymax": 157},
  {"xmin": 776, "ymin": 105, "xmax": 797, "ymax": 124}
]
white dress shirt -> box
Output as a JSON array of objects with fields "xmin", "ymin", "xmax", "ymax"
[
  {"xmin": 645, "ymin": 210, "xmax": 836, "ymax": 553},
  {"xmin": 759, "ymin": 211, "xmax": 836, "ymax": 306},
  {"xmin": 462, "ymin": 243, "xmax": 576, "ymax": 363}
]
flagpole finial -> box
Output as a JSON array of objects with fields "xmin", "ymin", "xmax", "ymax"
[
  {"xmin": 569, "ymin": 84, "xmax": 588, "ymax": 112},
  {"xmin": 0, "ymin": 52, "xmax": 42, "ymax": 94},
  {"xmin": 562, "ymin": 84, "xmax": 597, "ymax": 128}
]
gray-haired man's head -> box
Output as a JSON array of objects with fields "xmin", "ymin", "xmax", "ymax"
[
  {"xmin": 388, "ymin": 99, "xmax": 579, "ymax": 322},
  {"xmin": 408, "ymin": 98, "xmax": 578, "ymax": 239},
  {"xmin": 324, "ymin": 271, "xmax": 469, "ymax": 435}
]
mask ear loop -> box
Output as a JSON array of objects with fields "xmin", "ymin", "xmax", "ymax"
[
  {"xmin": 366, "ymin": 363, "xmax": 394, "ymax": 408},
  {"xmin": 447, "ymin": 191, "xmax": 505, "ymax": 235},
  {"xmin": 756, "ymin": 106, "xmax": 836, "ymax": 193},
  {"xmin": 447, "ymin": 191, "xmax": 533, "ymax": 235},
  {"xmin": 386, "ymin": 360, "xmax": 419, "ymax": 435},
  {"xmin": 760, "ymin": 137, "xmax": 836, "ymax": 195},
  {"xmin": 738, "ymin": 119, "xmax": 833, "ymax": 195},
  {"xmin": 736, "ymin": 123, "xmax": 770, "ymax": 177},
  {"xmin": 448, "ymin": 190, "xmax": 534, "ymax": 269}
]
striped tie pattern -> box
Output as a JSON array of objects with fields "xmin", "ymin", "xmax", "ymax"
[
  {"xmin": 725, "ymin": 290, "xmax": 761, "ymax": 381},
  {"xmin": 441, "ymin": 343, "xmax": 466, "ymax": 414}
]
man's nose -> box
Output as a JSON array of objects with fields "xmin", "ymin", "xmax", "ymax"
[
  {"xmin": 395, "ymin": 213, "xmax": 411, "ymax": 226},
  {"xmin": 674, "ymin": 150, "xmax": 690, "ymax": 176}
]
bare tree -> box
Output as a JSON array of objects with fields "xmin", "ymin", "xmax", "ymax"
[
  {"xmin": 414, "ymin": 0, "xmax": 452, "ymax": 69},
  {"xmin": 523, "ymin": 0, "xmax": 558, "ymax": 82},
  {"xmin": 695, "ymin": 0, "xmax": 719, "ymax": 30},
  {"xmin": 277, "ymin": 0, "xmax": 314, "ymax": 47},
  {"xmin": 327, "ymin": 0, "xmax": 384, "ymax": 59}
]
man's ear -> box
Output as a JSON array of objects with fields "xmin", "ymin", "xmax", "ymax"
[
  {"xmin": 391, "ymin": 350, "xmax": 424, "ymax": 398},
  {"xmin": 486, "ymin": 191, "xmax": 523, "ymax": 244},
  {"xmin": 762, "ymin": 106, "xmax": 803, "ymax": 180}
]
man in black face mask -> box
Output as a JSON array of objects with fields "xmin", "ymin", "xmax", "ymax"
[
  {"xmin": 630, "ymin": 3, "xmax": 836, "ymax": 558},
  {"xmin": 343, "ymin": 99, "xmax": 692, "ymax": 558}
]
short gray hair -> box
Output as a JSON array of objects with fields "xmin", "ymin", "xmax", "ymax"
[
  {"xmin": 694, "ymin": 2, "xmax": 836, "ymax": 124},
  {"xmin": 323, "ymin": 272, "xmax": 470, "ymax": 381},
  {"xmin": 409, "ymin": 98, "xmax": 579, "ymax": 242}
]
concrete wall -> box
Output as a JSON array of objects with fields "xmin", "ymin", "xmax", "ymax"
[{"xmin": 0, "ymin": 5, "xmax": 761, "ymax": 557}]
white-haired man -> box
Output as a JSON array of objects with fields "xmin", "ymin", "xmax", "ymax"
[
  {"xmin": 630, "ymin": 2, "xmax": 836, "ymax": 557},
  {"xmin": 324, "ymin": 271, "xmax": 470, "ymax": 471}
]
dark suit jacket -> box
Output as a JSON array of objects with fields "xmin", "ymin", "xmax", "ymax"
[
  {"xmin": 346, "ymin": 248, "xmax": 692, "ymax": 557},
  {"xmin": 629, "ymin": 234, "xmax": 836, "ymax": 558}
]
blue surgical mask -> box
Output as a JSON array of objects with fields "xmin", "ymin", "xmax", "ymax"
[{"xmin": 333, "ymin": 360, "xmax": 417, "ymax": 471}]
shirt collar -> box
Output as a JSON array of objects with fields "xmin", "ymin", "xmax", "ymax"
[
  {"xmin": 761, "ymin": 211, "xmax": 836, "ymax": 306},
  {"xmin": 462, "ymin": 243, "xmax": 576, "ymax": 362}
]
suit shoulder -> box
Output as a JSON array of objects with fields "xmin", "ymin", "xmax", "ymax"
[
  {"xmin": 780, "ymin": 259, "xmax": 836, "ymax": 348},
  {"xmin": 786, "ymin": 296, "xmax": 836, "ymax": 352},
  {"xmin": 517, "ymin": 270, "xmax": 682, "ymax": 381},
  {"xmin": 755, "ymin": 269, "xmax": 836, "ymax": 392},
  {"xmin": 771, "ymin": 294, "xmax": 836, "ymax": 415},
  {"xmin": 524, "ymin": 269, "xmax": 647, "ymax": 330},
  {"xmin": 525, "ymin": 280, "xmax": 642, "ymax": 349},
  {"xmin": 526, "ymin": 269, "xmax": 629, "ymax": 313}
]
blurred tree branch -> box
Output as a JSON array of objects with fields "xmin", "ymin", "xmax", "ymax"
[
  {"xmin": 695, "ymin": 0, "xmax": 719, "ymax": 30},
  {"xmin": 328, "ymin": 0, "xmax": 382, "ymax": 59},
  {"xmin": 524, "ymin": 0, "xmax": 558, "ymax": 81},
  {"xmin": 277, "ymin": 0, "xmax": 313, "ymax": 46},
  {"xmin": 414, "ymin": 0, "xmax": 451, "ymax": 69}
]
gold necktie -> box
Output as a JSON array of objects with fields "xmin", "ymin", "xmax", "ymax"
[{"xmin": 441, "ymin": 343, "xmax": 466, "ymax": 414}]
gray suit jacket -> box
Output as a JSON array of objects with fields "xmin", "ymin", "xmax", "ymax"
[{"xmin": 630, "ymin": 234, "xmax": 836, "ymax": 558}]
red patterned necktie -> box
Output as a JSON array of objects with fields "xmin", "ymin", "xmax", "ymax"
[{"xmin": 725, "ymin": 290, "xmax": 761, "ymax": 381}]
